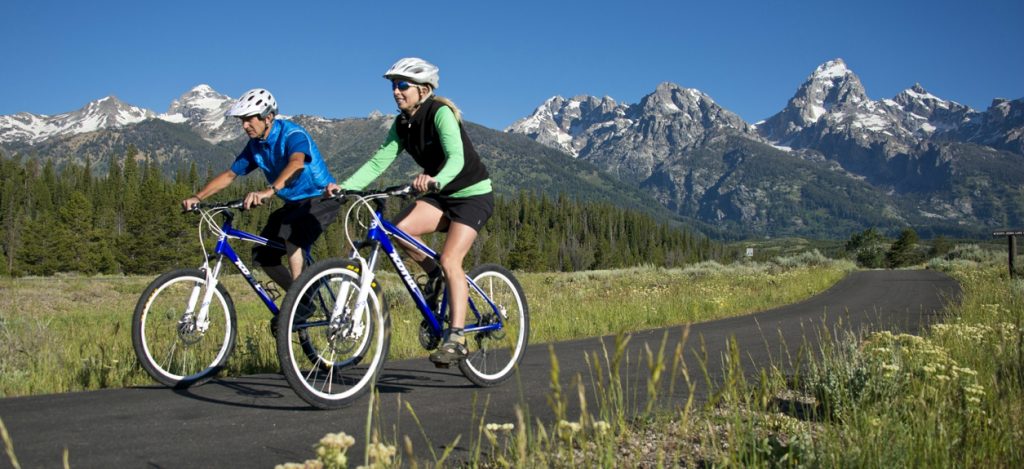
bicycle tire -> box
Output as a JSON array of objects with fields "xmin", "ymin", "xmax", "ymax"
[
  {"xmin": 132, "ymin": 269, "xmax": 237, "ymax": 388},
  {"xmin": 459, "ymin": 264, "xmax": 529, "ymax": 386},
  {"xmin": 276, "ymin": 258, "xmax": 390, "ymax": 409}
]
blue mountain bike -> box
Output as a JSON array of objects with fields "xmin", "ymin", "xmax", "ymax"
[
  {"xmin": 275, "ymin": 185, "xmax": 529, "ymax": 409},
  {"xmin": 131, "ymin": 200, "xmax": 330, "ymax": 388}
]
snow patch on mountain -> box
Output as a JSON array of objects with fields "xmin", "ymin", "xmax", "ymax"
[
  {"xmin": 159, "ymin": 84, "xmax": 240, "ymax": 143},
  {"xmin": 506, "ymin": 95, "xmax": 627, "ymax": 156}
]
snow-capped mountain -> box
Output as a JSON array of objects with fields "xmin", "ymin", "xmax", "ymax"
[
  {"xmin": 2, "ymin": 66, "xmax": 1021, "ymax": 238},
  {"xmin": 0, "ymin": 85, "xmax": 243, "ymax": 146},
  {"xmin": 507, "ymin": 82, "xmax": 755, "ymax": 181},
  {"xmin": 0, "ymin": 96, "xmax": 155, "ymax": 144},
  {"xmin": 158, "ymin": 84, "xmax": 241, "ymax": 143},
  {"xmin": 755, "ymin": 59, "xmax": 979, "ymax": 159},
  {"xmin": 506, "ymin": 95, "xmax": 628, "ymax": 156},
  {"xmin": 756, "ymin": 59, "xmax": 872, "ymax": 143},
  {"xmin": 888, "ymin": 83, "xmax": 974, "ymax": 136},
  {"xmin": 506, "ymin": 58, "xmax": 1023, "ymax": 237}
]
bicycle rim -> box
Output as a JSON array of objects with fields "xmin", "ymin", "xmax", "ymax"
[
  {"xmin": 460, "ymin": 265, "xmax": 529, "ymax": 386},
  {"xmin": 278, "ymin": 260, "xmax": 389, "ymax": 408}
]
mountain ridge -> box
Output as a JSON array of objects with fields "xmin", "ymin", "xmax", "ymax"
[
  {"xmin": 3, "ymin": 60, "xmax": 1021, "ymax": 239},
  {"xmin": 505, "ymin": 58, "xmax": 1023, "ymax": 237}
]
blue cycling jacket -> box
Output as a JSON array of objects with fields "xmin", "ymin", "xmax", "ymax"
[{"xmin": 230, "ymin": 119, "xmax": 335, "ymax": 202}]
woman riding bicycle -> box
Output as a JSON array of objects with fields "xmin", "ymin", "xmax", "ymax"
[{"xmin": 338, "ymin": 57, "xmax": 494, "ymax": 366}]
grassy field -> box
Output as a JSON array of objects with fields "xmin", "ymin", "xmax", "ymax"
[
  {"xmin": 268, "ymin": 245, "xmax": 1021, "ymax": 468},
  {"xmin": 453, "ymin": 246, "xmax": 1019, "ymax": 468},
  {"xmin": 7, "ymin": 246, "xmax": 1017, "ymax": 468},
  {"xmin": 0, "ymin": 251, "xmax": 850, "ymax": 398}
]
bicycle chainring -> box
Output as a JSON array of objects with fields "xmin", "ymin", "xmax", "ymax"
[{"xmin": 418, "ymin": 320, "xmax": 441, "ymax": 350}]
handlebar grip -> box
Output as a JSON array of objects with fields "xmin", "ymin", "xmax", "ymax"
[{"xmin": 186, "ymin": 199, "xmax": 246, "ymax": 211}]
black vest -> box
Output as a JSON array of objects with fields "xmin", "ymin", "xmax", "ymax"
[{"xmin": 395, "ymin": 98, "xmax": 489, "ymax": 195}]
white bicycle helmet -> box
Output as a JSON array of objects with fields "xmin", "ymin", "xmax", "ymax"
[
  {"xmin": 383, "ymin": 57, "xmax": 440, "ymax": 89},
  {"xmin": 226, "ymin": 88, "xmax": 278, "ymax": 118}
]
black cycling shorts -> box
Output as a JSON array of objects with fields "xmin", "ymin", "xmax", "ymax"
[
  {"xmin": 395, "ymin": 192, "xmax": 494, "ymax": 233},
  {"xmin": 252, "ymin": 196, "xmax": 342, "ymax": 267}
]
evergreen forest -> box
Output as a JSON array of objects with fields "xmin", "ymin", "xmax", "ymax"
[{"xmin": 0, "ymin": 149, "xmax": 722, "ymax": 277}]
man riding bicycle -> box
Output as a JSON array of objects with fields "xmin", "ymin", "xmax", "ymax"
[{"xmin": 181, "ymin": 88, "xmax": 341, "ymax": 291}]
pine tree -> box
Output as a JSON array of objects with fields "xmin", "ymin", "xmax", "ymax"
[
  {"xmin": 846, "ymin": 227, "xmax": 887, "ymax": 268},
  {"xmin": 0, "ymin": 154, "xmax": 28, "ymax": 274},
  {"xmin": 18, "ymin": 212, "xmax": 62, "ymax": 276},
  {"xmin": 508, "ymin": 223, "xmax": 542, "ymax": 271},
  {"xmin": 886, "ymin": 227, "xmax": 921, "ymax": 268}
]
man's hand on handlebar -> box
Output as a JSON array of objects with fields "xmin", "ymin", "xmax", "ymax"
[
  {"xmin": 243, "ymin": 188, "xmax": 273, "ymax": 210},
  {"xmin": 182, "ymin": 196, "xmax": 202, "ymax": 212}
]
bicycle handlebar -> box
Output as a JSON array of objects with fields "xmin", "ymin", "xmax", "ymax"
[
  {"xmin": 183, "ymin": 199, "xmax": 246, "ymax": 213},
  {"xmin": 327, "ymin": 181, "xmax": 440, "ymax": 201}
]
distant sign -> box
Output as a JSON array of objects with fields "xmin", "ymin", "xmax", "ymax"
[
  {"xmin": 993, "ymin": 230, "xmax": 1024, "ymax": 236},
  {"xmin": 745, "ymin": 248, "xmax": 754, "ymax": 257}
]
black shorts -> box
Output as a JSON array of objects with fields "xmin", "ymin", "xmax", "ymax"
[
  {"xmin": 252, "ymin": 196, "xmax": 342, "ymax": 266},
  {"xmin": 396, "ymin": 192, "xmax": 494, "ymax": 233}
]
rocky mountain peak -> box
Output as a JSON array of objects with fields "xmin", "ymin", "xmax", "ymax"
[
  {"xmin": 888, "ymin": 83, "xmax": 974, "ymax": 135},
  {"xmin": 507, "ymin": 82, "xmax": 758, "ymax": 182},
  {"xmin": 640, "ymin": 82, "xmax": 711, "ymax": 115},
  {"xmin": 504, "ymin": 94, "xmax": 629, "ymax": 156},
  {"xmin": 893, "ymin": 83, "xmax": 955, "ymax": 110},
  {"xmin": 160, "ymin": 85, "xmax": 239, "ymax": 143},
  {"xmin": 756, "ymin": 59, "xmax": 874, "ymax": 142},
  {"xmin": 796, "ymin": 59, "xmax": 869, "ymax": 121},
  {"xmin": 78, "ymin": 96, "xmax": 155, "ymax": 125},
  {"xmin": 955, "ymin": 96, "xmax": 1024, "ymax": 153}
]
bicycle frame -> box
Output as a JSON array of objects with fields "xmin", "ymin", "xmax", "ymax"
[
  {"xmin": 348, "ymin": 203, "xmax": 505, "ymax": 338},
  {"xmin": 192, "ymin": 206, "xmax": 313, "ymax": 330}
]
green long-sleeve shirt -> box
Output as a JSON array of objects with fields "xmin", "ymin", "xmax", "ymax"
[{"xmin": 341, "ymin": 105, "xmax": 492, "ymax": 197}]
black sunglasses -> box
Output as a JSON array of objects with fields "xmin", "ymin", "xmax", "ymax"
[{"xmin": 391, "ymin": 80, "xmax": 415, "ymax": 91}]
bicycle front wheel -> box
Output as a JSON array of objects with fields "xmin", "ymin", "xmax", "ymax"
[
  {"xmin": 459, "ymin": 264, "xmax": 529, "ymax": 386},
  {"xmin": 277, "ymin": 259, "xmax": 390, "ymax": 409},
  {"xmin": 131, "ymin": 269, "xmax": 237, "ymax": 388}
]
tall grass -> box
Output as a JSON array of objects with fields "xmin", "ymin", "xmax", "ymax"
[
  {"xmin": 796, "ymin": 261, "xmax": 1022, "ymax": 466},
  {"xmin": 480, "ymin": 248, "xmax": 1018, "ymax": 467},
  {"xmin": 275, "ymin": 247, "xmax": 1019, "ymax": 468},
  {"xmin": 0, "ymin": 275, "xmax": 280, "ymax": 396}
]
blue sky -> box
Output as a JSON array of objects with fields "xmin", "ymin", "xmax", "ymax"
[{"xmin": 2, "ymin": 0, "xmax": 1022, "ymax": 130}]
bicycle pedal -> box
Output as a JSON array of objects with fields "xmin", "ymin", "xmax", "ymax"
[{"xmin": 432, "ymin": 361, "xmax": 451, "ymax": 369}]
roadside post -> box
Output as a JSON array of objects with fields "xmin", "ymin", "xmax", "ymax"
[{"xmin": 992, "ymin": 230, "xmax": 1023, "ymax": 278}]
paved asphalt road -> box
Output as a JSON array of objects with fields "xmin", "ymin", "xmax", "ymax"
[{"xmin": 0, "ymin": 269, "xmax": 959, "ymax": 468}]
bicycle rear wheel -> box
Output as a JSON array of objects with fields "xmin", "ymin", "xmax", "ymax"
[
  {"xmin": 277, "ymin": 259, "xmax": 390, "ymax": 409},
  {"xmin": 459, "ymin": 264, "xmax": 529, "ymax": 386},
  {"xmin": 132, "ymin": 269, "xmax": 237, "ymax": 388}
]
